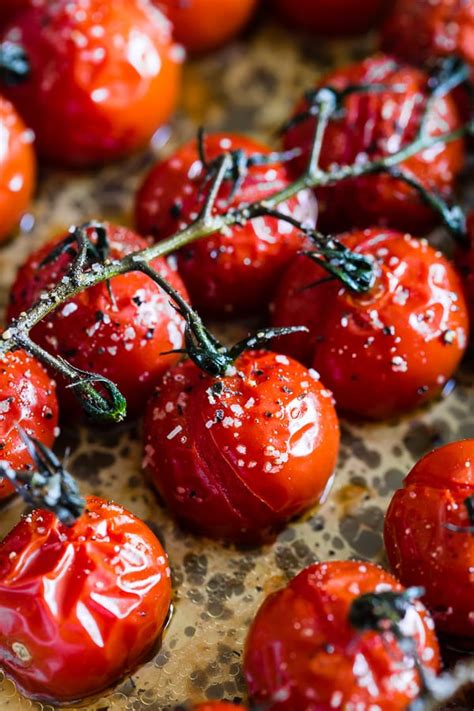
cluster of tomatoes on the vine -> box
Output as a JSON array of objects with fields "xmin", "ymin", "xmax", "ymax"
[{"xmin": 1, "ymin": 0, "xmax": 474, "ymax": 708}]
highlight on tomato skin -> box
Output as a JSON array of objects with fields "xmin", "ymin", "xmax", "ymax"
[
  {"xmin": 143, "ymin": 350, "xmax": 340, "ymax": 544},
  {"xmin": 244, "ymin": 560, "xmax": 440, "ymax": 711},
  {"xmin": 0, "ymin": 495, "xmax": 172, "ymax": 703},
  {"xmin": 384, "ymin": 439, "xmax": 474, "ymax": 642},
  {"xmin": 135, "ymin": 133, "xmax": 317, "ymax": 317},
  {"xmin": 0, "ymin": 0, "xmax": 183, "ymax": 167},
  {"xmin": 271, "ymin": 228, "xmax": 469, "ymax": 420},
  {"xmin": 274, "ymin": 0, "xmax": 392, "ymax": 37}
]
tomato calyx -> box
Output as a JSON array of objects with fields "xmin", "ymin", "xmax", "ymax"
[
  {"xmin": 444, "ymin": 495, "xmax": 474, "ymax": 534},
  {"xmin": 0, "ymin": 41, "xmax": 29, "ymax": 86}
]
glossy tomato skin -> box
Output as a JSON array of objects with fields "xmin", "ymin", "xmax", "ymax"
[
  {"xmin": 135, "ymin": 133, "xmax": 317, "ymax": 317},
  {"xmin": 385, "ymin": 440, "xmax": 474, "ymax": 641},
  {"xmin": 0, "ymin": 97, "xmax": 35, "ymax": 243},
  {"xmin": 0, "ymin": 349, "xmax": 58, "ymax": 500},
  {"xmin": 275, "ymin": 0, "xmax": 392, "ymax": 36},
  {"xmin": 244, "ymin": 561, "xmax": 440, "ymax": 711},
  {"xmin": 0, "ymin": 0, "xmax": 182, "ymax": 167},
  {"xmin": 8, "ymin": 224, "xmax": 188, "ymax": 418},
  {"xmin": 456, "ymin": 212, "xmax": 474, "ymax": 323},
  {"xmin": 143, "ymin": 350, "xmax": 340, "ymax": 543},
  {"xmin": 0, "ymin": 496, "xmax": 171, "ymax": 703},
  {"xmin": 155, "ymin": 0, "xmax": 257, "ymax": 53},
  {"xmin": 272, "ymin": 229, "xmax": 469, "ymax": 420},
  {"xmin": 283, "ymin": 55, "xmax": 464, "ymax": 234}
]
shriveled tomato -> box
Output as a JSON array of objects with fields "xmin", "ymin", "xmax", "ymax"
[
  {"xmin": 274, "ymin": 0, "xmax": 391, "ymax": 36},
  {"xmin": 0, "ymin": 0, "xmax": 182, "ymax": 167},
  {"xmin": 271, "ymin": 229, "xmax": 469, "ymax": 420},
  {"xmin": 143, "ymin": 350, "xmax": 340, "ymax": 543},
  {"xmin": 283, "ymin": 54, "xmax": 464, "ymax": 234},
  {"xmin": 8, "ymin": 223, "xmax": 188, "ymax": 418},
  {"xmin": 0, "ymin": 495, "xmax": 171, "ymax": 703},
  {"xmin": 385, "ymin": 439, "xmax": 474, "ymax": 641},
  {"xmin": 155, "ymin": 0, "xmax": 257, "ymax": 53},
  {"xmin": 0, "ymin": 97, "xmax": 35, "ymax": 243},
  {"xmin": 0, "ymin": 349, "xmax": 58, "ymax": 501},
  {"xmin": 456, "ymin": 211, "xmax": 474, "ymax": 323},
  {"xmin": 244, "ymin": 561, "xmax": 440, "ymax": 711},
  {"xmin": 135, "ymin": 133, "xmax": 316, "ymax": 317}
]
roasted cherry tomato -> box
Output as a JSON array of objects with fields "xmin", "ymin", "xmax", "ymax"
[
  {"xmin": 283, "ymin": 54, "xmax": 464, "ymax": 234},
  {"xmin": 271, "ymin": 229, "xmax": 469, "ymax": 420},
  {"xmin": 0, "ymin": 0, "xmax": 182, "ymax": 167},
  {"xmin": 8, "ymin": 223, "xmax": 188, "ymax": 417},
  {"xmin": 143, "ymin": 350, "xmax": 340, "ymax": 543},
  {"xmin": 244, "ymin": 561, "xmax": 440, "ymax": 711},
  {"xmin": 385, "ymin": 440, "xmax": 474, "ymax": 642},
  {"xmin": 135, "ymin": 133, "xmax": 316, "ymax": 317},
  {"xmin": 0, "ymin": 349, "xmax": 58, "ymax": 501},
  {"xmin": 0, "ymin": 96, "xmax": 35, "ymax": 243},
  {"xmin": 456, "ymin": 211, "xmax": 474, "ymax": 323},
  {"xmin": 0, "ymin": 495, "xmax": 171, "ymax": 702},
  {"xmin": 155, "ymin": 0, "xmax": 257, "ymax": 54},
  {"xmin": 275, "ymin": 0, "xmax": 391, "ymax": 36}
]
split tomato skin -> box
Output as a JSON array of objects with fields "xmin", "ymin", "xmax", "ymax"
[
  {"xmin": 271, "ymin": 229, "xmax": 469, "ymax": 420},
  {"xmin": 274, "ymin": 0, "xmax": 391, "ymax": 36},
  {"xmin": 135, "ymin": 133, "xmax": 317, "ymax": 317},
  {"xmin": 283, "ymin": 54, "xmax": 464, "ymax": 234},
  {"xmin": 244, "ymin": 561, "xmax": 440, "ymax": 711},
  {"xmin": 0, "ymin": 0, "xmax": 182, "ymax": 167},
  {"xmin": 143, "ymin": 350, "xmax": 340, "ymax": 543},
  {"xmin": 384, "ymin": 440, "xmax": 474, "ymax": 641},
  {"xmin": 0, "ymin": 496, "xmax": 172, "ymax": 703},
  {"xmin": 8, "ymin": 223, "xmax": 188, "ymax": 418}
]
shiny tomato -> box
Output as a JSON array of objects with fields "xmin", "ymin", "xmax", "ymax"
[
  {"xmin": 385, "ymin": 440, "xmax": 474, "ymax": 641},
  {"xmin": 456, "ymin": 211, "xmax": 474, "ymax": 323},
  {"xmin": 244, "ymin": 561, "xmax": 440, "ymax": 711},
  {"xmin": 8, "ymin": 223, "xmax": 188, "ymax": 418},
  {"xmin": 0, "ymin": 97, "xmax": 35, "ymax": 243},
  {"xmin": 135, "ymin": 133, "xmax": 316, "ymax": 317},
  {"xmin": 155, "ymin": 0, "xmax": 257, "ymax": 53},
  {"xmin": 143, "ymin": 350, "xmax": 340, "ymax": 543},
  {"xmin": 283, "ymin": 54, "xmax": 464, "ymax": 234},
  {"xmin": 0, "ymin": 349, "xmax": 58, "ymax": 501},
  {"xmin": 271, "ymin": 229, "xmax": 469, "ymax": 420},
  {"xmin": 275, "ymin": 0, "xmax": 391, "ymax": 36},
  {"xmin": 0, "ymin": 495, "xmax": 171, "ymax": 703},
  {"xmin": 0, "ymin": 0, "xmax": 182, "ymax": 167}
]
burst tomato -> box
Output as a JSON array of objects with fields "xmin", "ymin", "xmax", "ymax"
[
  {"xmin": 271, "ymin": 228, "xmax": 469, "ymax": 420},
  {"xmin": 143, "ymin": 350, "xmax": 340, "ymax": 543},
  {"xmin": 244, "ymin": 561, "xmax": 440, "ymax": 711},
  {"xmin": 0, "ymin": 495, "xmax": 171, "ymax": 702},
  {"xmin": 135, "ymin": 133, "xmax": 317, "ymax": 317},
  {"xmin": 385, "ymin": 439, "xmax": 474, "ymax": 641},
  {"xmin": 8, "ymin": 223, "xmax": 188, "ymax": 418},
  {"xmin": 283, "ymin": 54, "xmax": 464, "ymax": 234},
  {"xmin": 0, "ymin": 0, "xmax": 182, "ymax": 167},
  {"xmin": 275, "ymin": 0, "xmax": 391, "ymax": 36}
]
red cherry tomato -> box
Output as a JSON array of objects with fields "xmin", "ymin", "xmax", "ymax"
[
  {"xmin": 244, "ymin": 561, "xmax": 440, "ymax": 711},
  {"xmin": 0, "ymin": 0, "xmax": 182, "ymax": 167},
  {"xmin": 0, "ymin": 495, "xmax": 171, "ymax": 703},
  {"xmin": 0, "ymin": 0, "xmax": 30, "ymax": 26},
  {"xmin": 135, "ymin": 133, "xmax": 317, "ymax": 317},
  {"xmin": 271, "ymin": 229, "xmax": 469, "ymax": 420},
  {"xmin": 143, "ymin": 350, "xmax": 340, "ymax": 543},
  {"xmin": 283, "ymin": 54, "xmax": 464, "ymax": 234},
  {"xmin": 154, "ymin": 0, "xmax": 257, "ymax": 54},
  {"xmin": 0, "ymin": 349, "xmax": 58, "ymax": 501},
  {"xmin": 8, "ymin": 223, "xmax": 188, "ymax": 418},
  {"xmin": 0, "ymin": 97, "xmax": 35, "ymax": 243},
  {"xmin": 275, "ymin": 0, "xmax": 391, "ymax": 36},
  {"xmin": 385, "ymin": 439, "xmax": 474, "ymax": 641},
  {"xmin": 456, "ymin": 211, "xmax": 474, "ymax": 323}
]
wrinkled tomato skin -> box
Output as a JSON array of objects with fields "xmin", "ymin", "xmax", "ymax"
[
  {"xmin": 385, "ymin": 440, "xmax": 474, "ymax": 642},
  {"xmin": 271, "ymin": 229, "xmax": 469, "ymax": 420},
  {"xmin": 8, "ymin": 224, "xmax": 188, "ymax": 418},
  {"xmin": 244, "ymin": 561, "xmax": 440, "ymax": 711},
  {"xmin": 275, "ymin": 0, "xmax": 392, "ymax": 36},
  {"xmin": 456, "ymin": 212, "xmax": 474, "ymax": 324},
  {"xmin": 0, "ymin": 496, "xmax": 171, "ymax": 703},
  {"xmin": 283, "ymin": 55, "xmax": 464, "ymax": 235},
  {"xmin": 0, "ymin": 0, "xmax": 182, "ymax": 167},
  {"xmin": 154, "ymin": 0, "xmax": 257, "ymax": 53},
  {"xmin": 0, "ymin": 350, "xmax": 59, "ymax": 501},
  {"xmin": 143, "ymin": 350, "xmax": 340, "ymax": 543},
  {"xmin": 135, "ymin": 133, "xmax": 317, "ymax": 317},
  {"xmin": 0, "ymin": 97, "xmax": 36, "ymax": 243}
]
